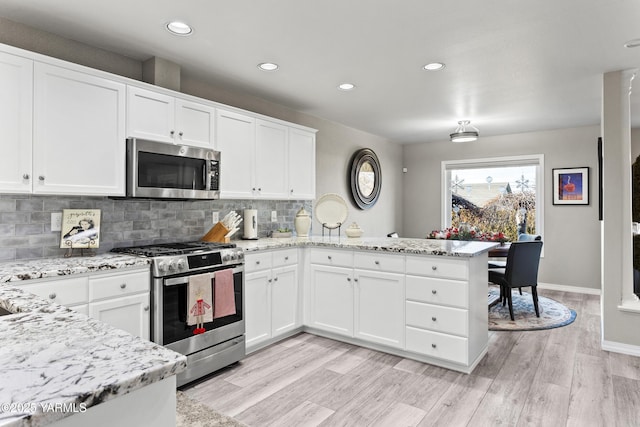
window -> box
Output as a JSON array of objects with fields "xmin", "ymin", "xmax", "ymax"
[{"xmin": 441, "ymin": 155, "xmax": 544, "ymax": 241}]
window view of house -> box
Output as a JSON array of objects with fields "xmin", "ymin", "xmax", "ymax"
[{"xmin": 444, "ymin": 158, "xmax": 542, "ymax": 241}]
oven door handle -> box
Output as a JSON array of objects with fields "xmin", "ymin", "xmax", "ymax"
[{"xmin": 163, "ymin": 266, "xmax": 244, "ymax": 287}]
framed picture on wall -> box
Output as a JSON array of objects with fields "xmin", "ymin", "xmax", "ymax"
[
  {"xmin": 60, "ymin": 209, "xmax": 101, "ymax": 249},
  {"xmin": 553, "ymin": 167, "xmax": 589, "ymax": 205}
]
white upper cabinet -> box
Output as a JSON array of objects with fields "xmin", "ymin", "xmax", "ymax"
[
  {"xmin": 127, "ymin": 86, "xmax": 215, "ymax": 148},
  {"xmin": 288, "ymin": 128, "xmax": 316, "ymax": 199},
  {"xmin": 216, "ymin": 108, "xmax": 256, "ymax": 199},
  {"xmin": 0, "ymin": 51, "xmax": 33, "ymax": 193},
  {"xmin": 33, "ymin": 63, "xmax": 126, "ymax": 196},
  {"xmin": 255, "ymin": 119, "xmax": 288, "ymax": 199}
]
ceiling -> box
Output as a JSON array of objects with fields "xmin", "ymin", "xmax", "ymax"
[{"xmin": 1, "ymin": 0, "xmax": 639, "ymax": 143}]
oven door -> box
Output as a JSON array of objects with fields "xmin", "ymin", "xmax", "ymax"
[{"xmin": 154, "ymin": 265, "xmax": 244, "ymax": 355}]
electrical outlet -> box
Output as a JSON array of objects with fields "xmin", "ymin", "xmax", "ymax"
[
  {"xmin": 51, "ymin": 212, "xmax": 62, "ymax": 232},
  {"xmin": 212, "ymin": 211, "xmax": 219, "ymax": 223},
  {"xmin": 271, "ymin": 211, "xmax": 277, "ymax": 222}
]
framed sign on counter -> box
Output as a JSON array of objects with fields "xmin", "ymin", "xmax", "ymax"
[{"xmin": 60, "ymin": 209, "xmax": 101, "ymax": 249}]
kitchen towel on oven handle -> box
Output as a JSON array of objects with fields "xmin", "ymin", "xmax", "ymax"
[
  {"xmin": 187, "ymin": 272, "xmax": 214, "ymax": 325},
  {"xmin": 214, "ymin": 269, "xmax": 236, "ymax": 318}
]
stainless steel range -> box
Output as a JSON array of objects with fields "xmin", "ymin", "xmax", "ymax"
[{"xmin": 112, "ymin": 241, "xmax": 245, "ymax": 387}]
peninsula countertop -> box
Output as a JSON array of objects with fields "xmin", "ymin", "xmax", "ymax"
[
  {"xmin": 0, "ymin": 254, "xmax": 186, "ymax": 427},
  {"xmin": 234, "ymin": 236, "xmax": 498, "ymax": 257}
]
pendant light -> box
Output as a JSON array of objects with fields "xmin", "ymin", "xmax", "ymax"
[{"xmin": 450, "ymin": 120, "xmax": 479, "ymax": 143}]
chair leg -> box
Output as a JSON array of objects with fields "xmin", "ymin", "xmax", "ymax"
[
  {"xmin": 507, "ymin": 288, "xmax": 515, "ymax": 321},
  {"xmin": 531, "ymin": 286, "xmax": 540, "ymax": 317},
  {"xmin": 518, "ymin": 287, "xmax": 523, "ymax": 295}
]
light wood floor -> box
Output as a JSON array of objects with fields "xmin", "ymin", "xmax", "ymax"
[{"xmin": 182, "ymin": 289, "xmax": 640, "ymax": 426}]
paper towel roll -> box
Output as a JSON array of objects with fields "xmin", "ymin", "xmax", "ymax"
[{"xmin": 243, "ymin": 209, "xmax": 258, "ymax": 239}]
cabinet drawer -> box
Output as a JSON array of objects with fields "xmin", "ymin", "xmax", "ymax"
[
  {"xmin": 89, "ymin": 270, "xmax": 149, "ymax": 301},
  {"xmin": 309, "ymin": 249, "xmax": 353, "ymax": 268},
  {"xmin": 354, "ymin": 252, "xmax": 404, "ymax": 273},
  {"xmin": 406, "ymin": 301, "xmax": 468, "ymax": 336},
  {"xmin": 405, "ymin": 256, "xmax": 468, "ymax": 281},
  {"xmin": 405, "ymin": 326, "xmax": 468, "ymax": 365},
  {"xmin": 272, "ymin": 249, "xmax": 298, "ymax": 267},
  {"xmin": 245, "ymin": 252, "xmax": 273, "ymax": 272},
  {"xmin": 405, "ymin": 275, "xmax": 468, "ymax": 309},
  {"xmin": 22, "ymin": 277, "xmax": 89, "ymax": 306}
]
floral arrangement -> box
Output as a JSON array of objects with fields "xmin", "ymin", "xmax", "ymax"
[{"xmin": 428, "ymin": 226, "xmax": 508, "ymax": 243}]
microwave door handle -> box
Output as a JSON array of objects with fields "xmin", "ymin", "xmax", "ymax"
[{"xmin": 205, "ymin": 160, "xmax": 211, "ymax": 191}]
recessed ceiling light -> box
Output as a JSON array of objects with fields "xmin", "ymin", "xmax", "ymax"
[
  {"xmin": 166, "ymin": 21, "xmax": 193, "ymax": 36},
  {"xmin": 338, "ymin": 83, "xmax": 356, "ymax": 91},
  {"xmin": 423, "ymin": 62, "xmax": 445, "ymax": 71},
  {"xmin": 258, "ymin": 62, "xmax": 279, "ymax": 71},
  {"xmin": 624, "ymin": 39, "xmax": 640, "ymax": 48}
]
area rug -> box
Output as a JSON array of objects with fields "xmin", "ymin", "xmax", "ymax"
[
  {"xmin": 488, "ymin": 286, "xmax": 577, "ymax": 331},
  {"xmin": 176, "ymin": 391, "xmax": 245, "ymax": 427}
]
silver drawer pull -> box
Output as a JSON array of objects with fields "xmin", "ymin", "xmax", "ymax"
[
  {"xmin": 268, "ymin": 278, "xmax": 272, "ymax": 283},
  {"xmin": 431, "ymin": 265, "xmax": 437, "ymax": 270},
  {"xmin": 49, "ymin": 293, "xmax": 56, "ymax": 300},
  {"xmin": 274, "ymin": 277, "xmax": 278, "ymax": 282},
  {"xmin": 432, "ymin": 317, "xmax": 437, "ymax": 322},
  {"xmin": 39, "ymin": 175, "xmax": 45, "ymax": 181},
  {"xmin": 328, "ymin": 256, "xmax": 332, "ymax": 260},
  {"xmin": 256, "ymin": 260, "xmax": 260, "ymax": 265},
  {"xmin": 23, "ymin": 173, "xmax": 30, "ymax": 180},
  {"xmin": 374, "ymin": 261, "xmax": 380, "ymax": 265},
  {"xmin": 144, "ymin": 305, "xmax": 150, "ymax": 311},
  {"xmin": 432, "ymin": 343, "xmax": 437, "ymax": 349},
  {"xmin": 284, "ymin": 256, "xmax": 289, "ymax": 261},
  {"xmin": 347, "ymin": 277, "xmax": 351, "ymax": 282},
  {"xmin": 354, "ymin": 278, "xmax": 359, "ymax": 282},
  {"xmin": 432, "ymin": 289, "xmax": 437, "ymax": 295},
  {"xmin": 120, "ymin": 283, "xmax": 127, "ymax": 289}
]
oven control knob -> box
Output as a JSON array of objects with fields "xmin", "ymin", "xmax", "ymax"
[
  {"xmin": 158, "ymin": 261, "xmax": 168, "ymax": 273},
  {"xmin": 223, "ymin": 254, "xmax": 230, "ymax": 262},
  {"xmin": 168, "ymin": 261, "xmax": 177, "ymax": 271},
  {"xmin": 176, "ymin": 259, "xmax": 186, "ymax": 270}
]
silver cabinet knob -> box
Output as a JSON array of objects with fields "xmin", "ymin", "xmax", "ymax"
[
  {"xmin": 258, "ymin": 187, "xmax": 262, "ymax": 191},
  {"xmin": 290, "ymin": 189, "xmax": 294, "ymax": 193},
  {"xmin": 268, "ymin": 278, "xmax": 272, "ymax": 283},
  {"xmin": 284, "ymin": 256, "xmax": 289, "ymax": 261},
  {"xmin": 22, "ymin": 173, "xmax": 29, "ymax": 180},
  {"xmin": 431, "ymin": 265, "xmax": 437, "ymax": 270},
  {"xmin": 354, "ymin": 278, "xmax": 359, "ymax": 282},
  {"xmin": 144, "ymin": 305, "xmax": 150, "ymax": 311},
  {"xmin": 38, "ymin": 176, "xmax": 45, "ymax": 181},
  {"xmin": 179, "ymin": 131, "xmax": 183, "ymax": 137},
  {"xmin": 432, "ymin": 289, "xmax": 437, "ymax": 295},
  {"xmin": 374, "ymin": 261, "xmax": 380, "ymax": 265},
  {"xmin": 170, "ymin": 130, "xmax": 175, "ymax": 136},
  {"xmin": 274, "ymin": 277, "xmax": 278, "ymax": 282},
  {"xmin": 256, "ymin": 260, "xmax": 260, "ymax": 265},
  {"xmin": 49, "ymin": 293, "xmax": 56, "ymax": 299},
  {"xmin": 120, "ymin": 283, "xmax": 127, "ymax": 289},
  {"xmin": 347, "ymin": 277, "xmax": 351, "ymax": 282},
  {"xmin": 432, "ymin": 317, "xmax": 437, "ymax": 322},
  {"xmin": 432, "ymin": 343, "xmax": 437, "ymax": 349},
  {"xmin": 327, "ymin": 256, "xmax": 332, "ymax": 260}
]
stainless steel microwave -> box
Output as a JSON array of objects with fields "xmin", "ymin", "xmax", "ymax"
[{"xmin": 126, "ymin": 138, "xmax": 220, "ymax": 199}]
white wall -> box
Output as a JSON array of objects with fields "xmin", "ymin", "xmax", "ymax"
[{"xmin": 403, "ymin": 126, "xmax": 602, "ymax": 290}]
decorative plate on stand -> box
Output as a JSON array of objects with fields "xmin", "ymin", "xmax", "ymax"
[{"xmin": 314, "ymin": 193, "xmax": 348, "ymax": 229}]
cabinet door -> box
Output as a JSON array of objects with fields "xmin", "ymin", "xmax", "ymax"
[
  {"xmin": 255, "ymin": 119, "xmax": 288, "ymax": 199},
  {"xmin": 0, "ymin": 52, "xmax": 32, "ymax": 193},
  {"xmin": 308, "ymin": 264, "xmax": 353, "ymax": 336},
  {"xmin": 245, "ymin": 269, "xmax": 272, "ymax": 349},
  {"xmin": 271, "ymin": 265, "xmax": 298, "ymax": 336},
  {"xmin": 33, "ymin": 63, "xmax": 125, "ymax": 196},
  {"xmin": 89, "ymin": 293, "xmax": 150, "ymax": 340},
  {"xmin": 175, "ymin": 99, "xmax": 216, "ymax": 148},
  {"xmin": 126, "ymin": 86, "xmax": 175, "ymax": 143},
  {"xmin": 216, "ymin": 109, "xmax": 255, "ymax": 198},
  {"xmin": 288, "ymin": 128, "xmax": 315, "ymax": 199},
  {"xmin": 354, "ymin": 269, "xmax": 405, "ymax": 349}
]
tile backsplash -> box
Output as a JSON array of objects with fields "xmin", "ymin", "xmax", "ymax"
[{"xmin": 0, "ymin": 194, "xmax": 312, "ymax": 261}]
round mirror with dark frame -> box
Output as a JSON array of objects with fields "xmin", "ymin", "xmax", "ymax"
[{"xmin": 349, "ymin": 148, "xmax": 382, "ymax": 209}]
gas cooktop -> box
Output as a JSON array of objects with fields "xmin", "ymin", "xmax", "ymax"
[{"xmin": 111, "ymin": 241, "xmax": 236, "ymax": 257}]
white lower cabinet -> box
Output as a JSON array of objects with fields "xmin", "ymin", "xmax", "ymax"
[
  {"xmin": 245, "ymin": 249, "xmax": 300, "ymax": 351},
  {"xmin": 354, "ymin": 269, "xmax": 404, "ymax": 348},
  {"xmin": 19, "ymin": 267, "xmax": 150, "ymax": 340},
  {"xmin": 308, "ymin": 250, "xmax": 405, "ymax": 350},
  {"xmin": 308, "ymin": 264, "xmax": 354, "ymax": 336}
]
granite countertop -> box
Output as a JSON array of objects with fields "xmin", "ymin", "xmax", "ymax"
[
  {"xmin": 0, "ymin": 253, "xmax": 150, "ymax": 283},
  {"xmin": 0, "ymin": 254, "xmax": 186, "ymax": 427},
  {"xmin": 235, "ymin": 236, "xmax": 498, "ymax": 257}
]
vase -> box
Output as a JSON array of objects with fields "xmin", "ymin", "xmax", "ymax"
[{"xmin": 294, "ymin": 207, "xmax": 311, "ymax": 237}]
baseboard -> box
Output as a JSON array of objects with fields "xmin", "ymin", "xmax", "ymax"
[
  {"xmin": 602, "ymin": 339, "xmax": 640, "ymax": 357},
  {"xmin": 538, "ymin": 281, "xmax": 601, "ymax": 295}
]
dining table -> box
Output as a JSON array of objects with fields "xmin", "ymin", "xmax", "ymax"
[{"xmin": 488, "ymin": 242, "xmax": 511, "ymax": 258}]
